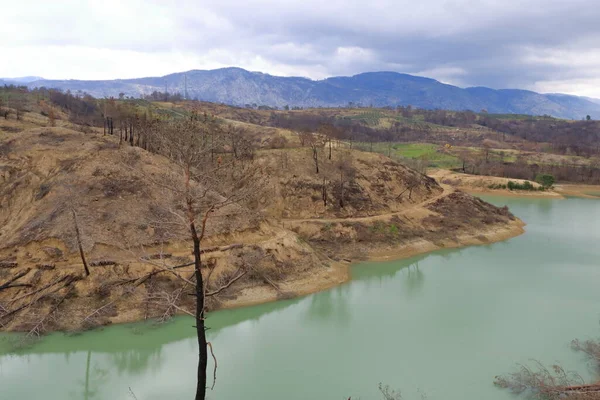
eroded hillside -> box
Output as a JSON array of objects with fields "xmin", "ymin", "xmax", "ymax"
[{"xmin": 0, "ymin": 114, "xmax": 523, "ymax": 334}]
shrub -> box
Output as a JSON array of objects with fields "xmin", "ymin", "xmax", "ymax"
[
  {"xmin": 535, "ymin": 174, "xmax": 555, "ymax": 188},
  {"xmin": 507, "ymin": 180, "xmax": 543, "ymax": 191}
]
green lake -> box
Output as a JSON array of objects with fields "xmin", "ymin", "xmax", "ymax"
[{"xmin": 1, "ymin": 196, "xmax": 599, "ymax": 400}]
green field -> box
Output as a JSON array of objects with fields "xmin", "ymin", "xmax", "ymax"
[
  {"xmin": 346, "ymin": 111, "xmax": 384, "ymax": 126},
  {"xmin": 478, "ymin": 113, "xmax": 561, "ymax": 121},
  {"xmin": 392, "ymin": 143, "xmax": 461, "ymax": 168},
  {"xmin": 355, "ymin": 142, "xmax": 461, "ymax": 169}
]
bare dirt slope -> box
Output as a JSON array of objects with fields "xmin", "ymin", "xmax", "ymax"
[
  {"xmin": 256, "ymin": 148, "xmax": 442, "ymax": 219},
  {"xmin": 0, "ymin": 117, "xmax": 522, "ymax": 334}
]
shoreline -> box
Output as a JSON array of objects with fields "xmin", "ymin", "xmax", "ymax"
[
  {"xmin": 0, "ymin": 219, "xmax": 526, "ymax": 336},
  {"xmin": 463, "ymin": 188, "xmax": 564, "ymax": 199},
  {"xmin": 463, "ymin": 185, "xmax": 600, "ymax": 199},
  {"xmin": 216, "ymin": 218, "xmax": 526, "ymax": 312},
  {"xmin": 429, "ymin": 168, "xmax": 600, "ymax": 200},
  {"xmin": 0, "ymin": 188, "xmax": 529, "ymax": 334}
]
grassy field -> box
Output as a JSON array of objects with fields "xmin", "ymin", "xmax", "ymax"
[
  {"xmin": 355, "ymin": 142, "xmax": 462, "ymax": 169},
  {"xmin": 391, "ymin": 143, "xmax": 461, "ymax": 168}
]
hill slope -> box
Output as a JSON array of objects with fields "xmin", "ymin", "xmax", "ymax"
[
  {"xmin": 0, "ymin": 112, "xmax": 523, "ymax": 333},
  {"xmin": 25, "ymin": 68, "xmax": 600, "ymax": 119}
]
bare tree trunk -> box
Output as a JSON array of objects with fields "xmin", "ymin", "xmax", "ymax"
[
  {"xmin": 191, "ymin": 222, "xmax": 207, "ymax": 400},
  {"xmin": 71, "ymin": 209, "xmax": 90, "ymax": 276},
  {"xmin": 339, "ymin": 170, "xmax": 344, "ymax": 208},
  {"xmin": 84, "ymin": 350, "xmax": 91, "ymax": 400},
  {"xmin": 130, "ymin": 122, "xmax": 134, "ymax": 146},
  {"xmin": 328, "ymin": 139, "xmax": 332, "ymax": 160}
]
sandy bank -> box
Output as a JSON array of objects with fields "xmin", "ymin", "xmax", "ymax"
[
  {"xmin": 454, "ymin": 181, "xmax": 600, "ymax": 200},
  {"xmin": 217, "ymin": 217, "xmax": 525, "ymax": 311},
  {"xmin": 430, "ymin": 169, "xmax": 584, "ymax": 199},
  {"xmin": 554, "ymin": 184, "xmax": 600, "ymax": 199}
]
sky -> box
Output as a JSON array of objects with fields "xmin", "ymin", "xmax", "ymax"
[{"xmin": 2, "ymin": 0, "xmax": 600, "ymax": 97}]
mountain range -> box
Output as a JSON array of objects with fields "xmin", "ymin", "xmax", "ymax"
[{"xmin": 3, "ymin": 68, "xmax": 600, "ymax": 119}]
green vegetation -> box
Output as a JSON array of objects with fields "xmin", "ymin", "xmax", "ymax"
[
  {"xmin": 535, "ymin": 174, "xmax": 555, "ymax": 188},
  {"xmin": 390, "ymin": 143, "xmax": 460, "ymax": 168},
  {"xmin": 369, "ymin": 221, "xmax": 400, "ymax": 237},
  {"xmin": 391, "ymin": 143, "xmax": 437, "ymax": 158},
  {"xmin": 347, "ymin": 111, "xmax": 383, "ymax": 126},
  {"xmin": 353, "ymin": 142, "xmax": 461, "ymax": 169},
  {"xmin": 488, "ymin": 183, "xmax": 508, "ymax": 190},
  {"xmin": 479, "ymin": 113, "xmax": 559, "ymax": 121},
  {"xmin": 488, "ymin": 181, "xmax": 546, "ymax": 191}
]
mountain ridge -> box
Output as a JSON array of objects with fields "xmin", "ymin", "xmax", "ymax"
[{"xmin": 14, "ymin": 68, "xmax": 600, "ymax": 119}]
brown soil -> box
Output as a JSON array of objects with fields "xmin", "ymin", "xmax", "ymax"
[
  {"xmin": 430, "ymin": 169, "xmax": 563, "ymax": 198},
  {"xmin": 554, "ymin": 183, "xmax": 600, "ymax": 199},
  {"xmin": 0, "ymin": 116, "xmax": 524, "ymax": 334}
]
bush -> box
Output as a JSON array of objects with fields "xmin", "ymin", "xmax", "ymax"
[
  {"xmin": 506, "ymin": 180, "xmax": 545, "ymax": 191},
  {"xmin": 535, "ymin": 174, "xmax": 555, "ymax": 188}
]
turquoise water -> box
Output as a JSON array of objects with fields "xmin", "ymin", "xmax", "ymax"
[{"xmin": 1, "ymin": 196, "xmax": 599, "ymax": 400}]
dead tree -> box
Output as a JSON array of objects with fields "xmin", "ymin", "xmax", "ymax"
[
  {"xmin": 312, "ymin": 144, "xmax": 320, "ymax": 174},
  {"xmin": 141, "ymin": 118, "xmax": 262, "ymax": 400},
  {"xmin": 0, "ymin": 268, "xmax": 32, "ymax": 291},
  {"xmin": 129, "ymin": 119, "xmax": 134, "ymax": 146},
  {"xmin": 13, "ymin": 96, "xmax": 25, "ymax": 121},
  {"xmin": 307, "ymin": 133, "xmax": 324, "ymax": 174},
  {"xmin": 335, "ymin": 151, "xmax": 356, "ymax": 209},
  {"xmin": 318, "ymin": 123, "xmax": 337, "ymax": 160},
  {"xmin": 71, "ymin": 208, "xmax": 90, "ymax": 276},
  {"xmin": 494, "ymin": 361, "xmax": 597, "ymax": 399}
]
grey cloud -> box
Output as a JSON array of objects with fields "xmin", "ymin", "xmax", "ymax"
[{"xmin": 3, "ymin": 0, "xmax": 600, "ymax": 95}]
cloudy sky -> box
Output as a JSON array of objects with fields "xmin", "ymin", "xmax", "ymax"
[{"xmin": 2, "ymin": 0, "xmax": 600, "ymax": 96}]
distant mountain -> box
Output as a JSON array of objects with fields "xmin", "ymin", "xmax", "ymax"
[
  {"xmin": 581, "ymin": 96, "xmax": 600, "ymax": 106},
  {"xmin": 24, "ymin": 68, "xmax": 600, "ymax": 119},
  {"xmin": 2, "ymin": 76, "xmax": 44, "ymax": 83}
]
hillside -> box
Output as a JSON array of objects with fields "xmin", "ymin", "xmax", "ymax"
[
  {"xmin": 24, "ymin": 68, "xmax": 600, "ymax": 119},
  {"xmin": 0, "ymin": 108, "xmax": 523, "ymax": 333}
]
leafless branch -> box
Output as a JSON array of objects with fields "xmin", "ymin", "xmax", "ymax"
[
  {"xmin": 494, "ymin": 360, "xmax": 591, "ymax": 399},
  {"xmin": 128, "ymin": 387, "xmax": 139, "ymax": 400},
  {"xmin": 206, "ymin": 269, "xmax": 247, "ymax": 297},
  {"xmin": 0, "ymin": 268, "xmax": 32, "ymax": 291},
  {"xmin": 9, "ymin": 274, "xmax": 73, "ymax": 304},
  {"xmin": 26, "ymin": 285, "xmax": 73, "ymax": 338},
  {"xmin": 207, "ymin": 341, "xmax": 217, "ymax": 390},
  {"xmin": 1, "ymin": 275, "xmax": 80, "ymax": 322},
  {"xmin": 81, "ymin": 286, "xmax": 135, "ymax": 325},
  {"xmin": 148, "ymin": 289, "xmax": 194, "ymax": 322},
  {"xmin": 140, "ymin": 258, "xmax": 196, "ymax": 286}
]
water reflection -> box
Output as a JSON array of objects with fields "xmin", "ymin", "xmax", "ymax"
[
  {"xmin": 109, "ymin": 348, "xmax": 164, "ymax": 375},
  {"xmin": 70, "ymin": 351, "xmax": 108, "ymax": 400},
  {"xmin": 1, "ymin": 196, "xmax": 599, "ymax": 400},
  {"xmin": 306, "ymin": 285, "xmax": 351, "ymax": 326},
  {"xmin": 401, "ymin": 262, "xmax": 425, "ymax": 297}
]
